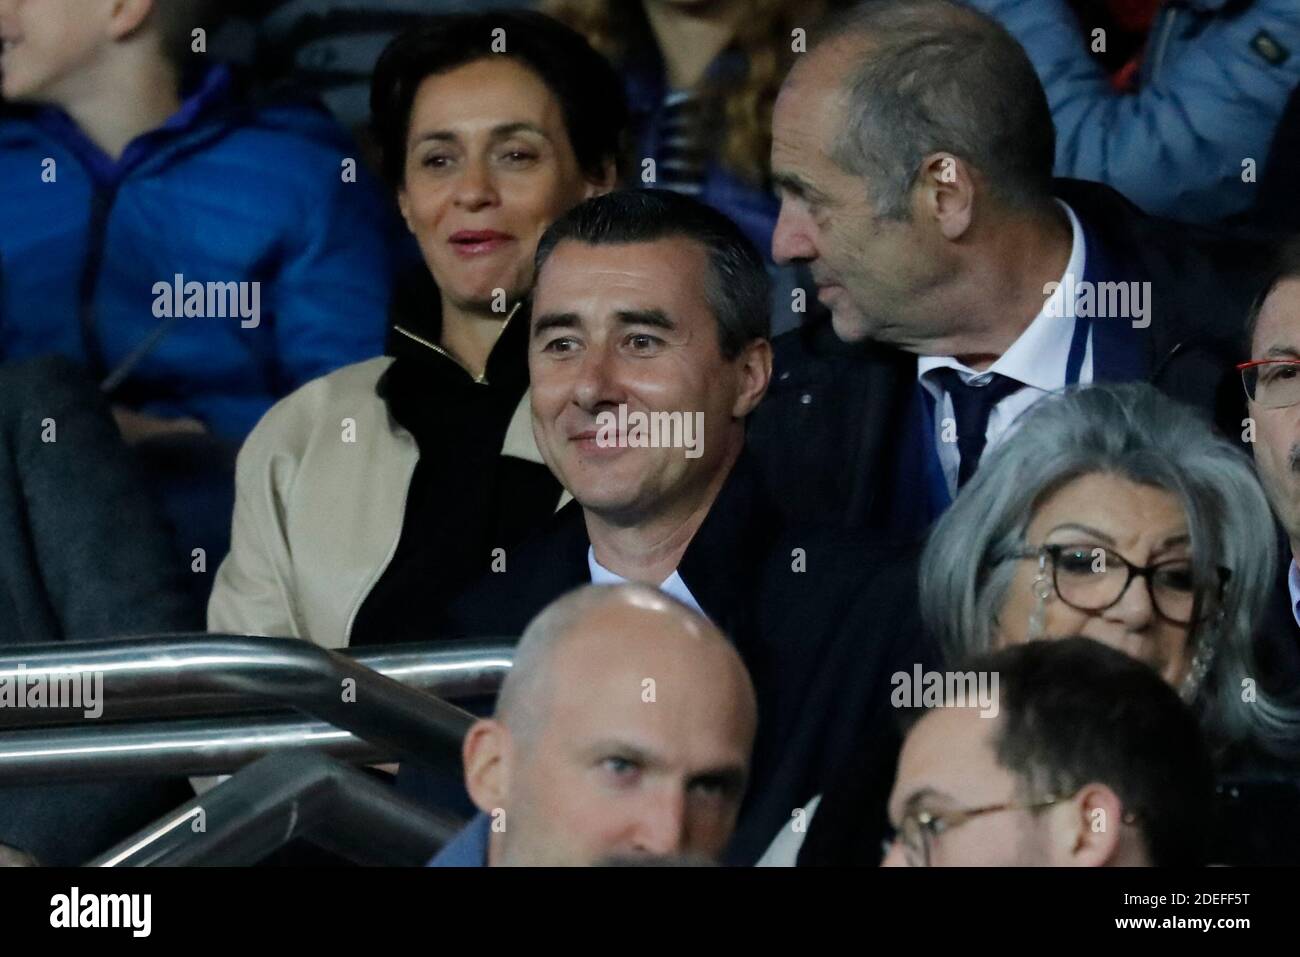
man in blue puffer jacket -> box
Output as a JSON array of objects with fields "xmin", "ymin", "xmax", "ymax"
[
  {"xmin": 0, "ymin": 0, "xmax": 398, "ymax": 444},
  {"xmin": 963, "ymin": 0, "xmax": 1300, "ymax": 225}
]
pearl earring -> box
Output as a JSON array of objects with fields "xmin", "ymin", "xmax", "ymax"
[{"xmin": 1027, "ymin": 554, "xmax": 1051, "ymax": 641}]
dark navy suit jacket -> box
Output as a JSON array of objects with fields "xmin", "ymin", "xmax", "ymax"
[{"xmin": 425, "ymin": 453, "xmax": 936, "ymax": 866}]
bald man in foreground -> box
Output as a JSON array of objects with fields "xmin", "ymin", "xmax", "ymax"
[{"xmin": 428, "ymin": 583, "xmax": 758, "ymax": 867}]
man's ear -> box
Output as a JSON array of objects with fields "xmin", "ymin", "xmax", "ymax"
[
  {"xmin": 1052, "ymin": 783, "xmax": 1126, "ymax": 867},
  {"xmin": 914, "ymin": 151, "xmax": 975, "ymax": 242},
  {"xmin": 107, "ymin": 0, "xmax": 159, "ymax": 43},
  {"xmin": 731, "ymin": 338, "xmax": 774, "ymax": 419},
  {"xmin": 462, "ymin": 718, "xmax": 512, "ymax": 815},
  {"xmin": 582, "ymin": 158, "xmax": 619, "ymax": 200}
]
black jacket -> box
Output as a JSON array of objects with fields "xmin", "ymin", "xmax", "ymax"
[
  {"xmin": 748, "ymin": 179, "xmax": 1276, "ymax": 537},
  {"xmin": 349, "ymin": 271, "xmax": 561, "ymax": 646},
  {"xmin": 1256, "ymin": 529, "xmax": 1300, "ymax": 703},
  {"xmin": 1258, "ymin": 83, "xmax": 1300, "ymax": 233},
  {"xmin": 0, "ymin": 356, "xmax": 200, "ymax": 644},
  {"xmin": 0, "ymin": 355, "xmax": 200, "ymax": 864},
  {"xmin": 438, "ymin": 451, "xmax": 937, "ymax": 865}
]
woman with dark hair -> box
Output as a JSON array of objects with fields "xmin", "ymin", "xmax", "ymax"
[{"xmin": 209, "ymin": 11, "xmax": 625, "ymax": 648}]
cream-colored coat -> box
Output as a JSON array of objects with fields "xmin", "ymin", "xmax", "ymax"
[{"xmin": 207, "ymin": 356, "xmax": 546, "ymax": 649}]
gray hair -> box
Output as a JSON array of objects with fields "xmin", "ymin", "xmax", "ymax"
[
  {"xmin": 494, "ymin": 582, "xmax": 715, "ymax": 744},
  {"xmin": 809, "ymin": 0, "xmax": 1056, "ymax": 220},
  {"xmin": 920, "ymin": 382, "xmax": 1300, "ymax": 756}
]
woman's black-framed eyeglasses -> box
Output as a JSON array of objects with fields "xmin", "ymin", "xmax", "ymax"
[{"xmin": 1004, "ymin": 544, "xmax": 1230, "ymax": 626}]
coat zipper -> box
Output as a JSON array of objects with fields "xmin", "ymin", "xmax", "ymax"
[{"xmin": 391, "ymin": 300, "xmax": 522, "ymax": 386}]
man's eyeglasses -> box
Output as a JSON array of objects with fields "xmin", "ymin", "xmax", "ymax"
[
  {"xmin": 882, "ymin": 793, "xmax": 1141, "ymax": 866},
  {"xmin": 1004, "ymin": 544, "xmax": 1229, "ymax": 626},
  {"xmin": 882, "ymin": 796, "xmax": 1065, "ymax": 867},
  {"xmin": 1238, "ymin": 359, "xmax": 1300, "ymax": 409}
]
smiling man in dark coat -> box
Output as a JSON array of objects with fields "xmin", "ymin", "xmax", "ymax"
[{"xmin": 430, "ymin": 189, "xmax": 932, "ymax": 865}]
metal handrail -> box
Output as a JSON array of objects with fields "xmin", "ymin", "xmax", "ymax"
[
  {"xmin": 0, "ymin": 634, "xmax": 513, "ymax": 728},
  {"xmin": 0, "ymin": 635, "xmax": 478, "ymax": 775},
  {"xmin": 0, "ymin": 711, "xmax": 393, "ymax": 783},
  {"xmin": 89, "ymin": 751, "xmax": 464, "ymax": 866}
]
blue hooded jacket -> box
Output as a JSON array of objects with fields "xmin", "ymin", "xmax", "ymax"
[
  {"xmin": 966, "ymin": 0, "xmax": 1300, "ymax": 224},
  {"xmin": 0, "ymin": 65, "xmax": 398, "ymax": 441}
]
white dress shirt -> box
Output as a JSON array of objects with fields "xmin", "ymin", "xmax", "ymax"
[
  {"xmin": 587, "ymin": 546, "xmax": 707, "ymax": 618},
  {"xmin": 917, "ymin": 201, "xmax": 1090, "ymax": 498}
]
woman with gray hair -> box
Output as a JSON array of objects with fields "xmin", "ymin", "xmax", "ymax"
[
  {"xmin": 789, "ymin": 381, "xmax": 1300, "ymax": 867},
  {"xmin": 921, "ymin": 381, "xmax": 1300, "ymax": 762}
]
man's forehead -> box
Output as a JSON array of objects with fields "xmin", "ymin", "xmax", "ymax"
[
  {"xmin": 773, "ymin": 75, "xmax": 849, "ymax": 182},
  {"xmin": 532, "ymin": 239, "xmax": 710, "ymax": 315},
  {"xmin": 549, "ymin": 676, "xmax": 751, "ymax": 760},
  {"xmin": 894, "ymin": 708, "xmax": 1001, "ymax": 801},
  {"xmin": 542, "ymin": 236, "xmax": 704, "ymax": 277},
  {"xmin": 545, "ymin": 673, "xmax": 725, "ymax": 758},
  {"xmin": 775, "ymin": 66, "xmax": 841, "ymax": 135}
]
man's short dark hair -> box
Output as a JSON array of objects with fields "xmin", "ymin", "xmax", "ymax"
[
  {"xmin": 533, "ymin": 189, "xmax": 771, "ymax": 360},
  {"xmin": 957, "ymin": 638, "xmax": 1216, "ymax": 867},
  {"xmin": 1243, "ymin": 237, "xmax": 1300, "ymax": 356},
  {"xmin": 811, "ymin": 0, "xmax": 1056, "ymax": 219},
  {"xmin": 369, "ymin": 11, "xmax": 627, "ymax": 189}
]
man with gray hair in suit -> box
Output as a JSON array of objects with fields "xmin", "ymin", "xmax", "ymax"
[
  {"xmin": 753, "ymin": 0, "xmax": 1274, "ymax": 537},
  {"xmin": 428, "ymin": 583, "xmax": 758, "ymax": 867}
]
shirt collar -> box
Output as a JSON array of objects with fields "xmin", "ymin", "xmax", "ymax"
[
  {"xmin": 587, "ymin": 547, "xmax": 707, "ymax": 619},
  {"xmin": 918, "ymin": 201, "xmax": 1086, "ymax": 395}
]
